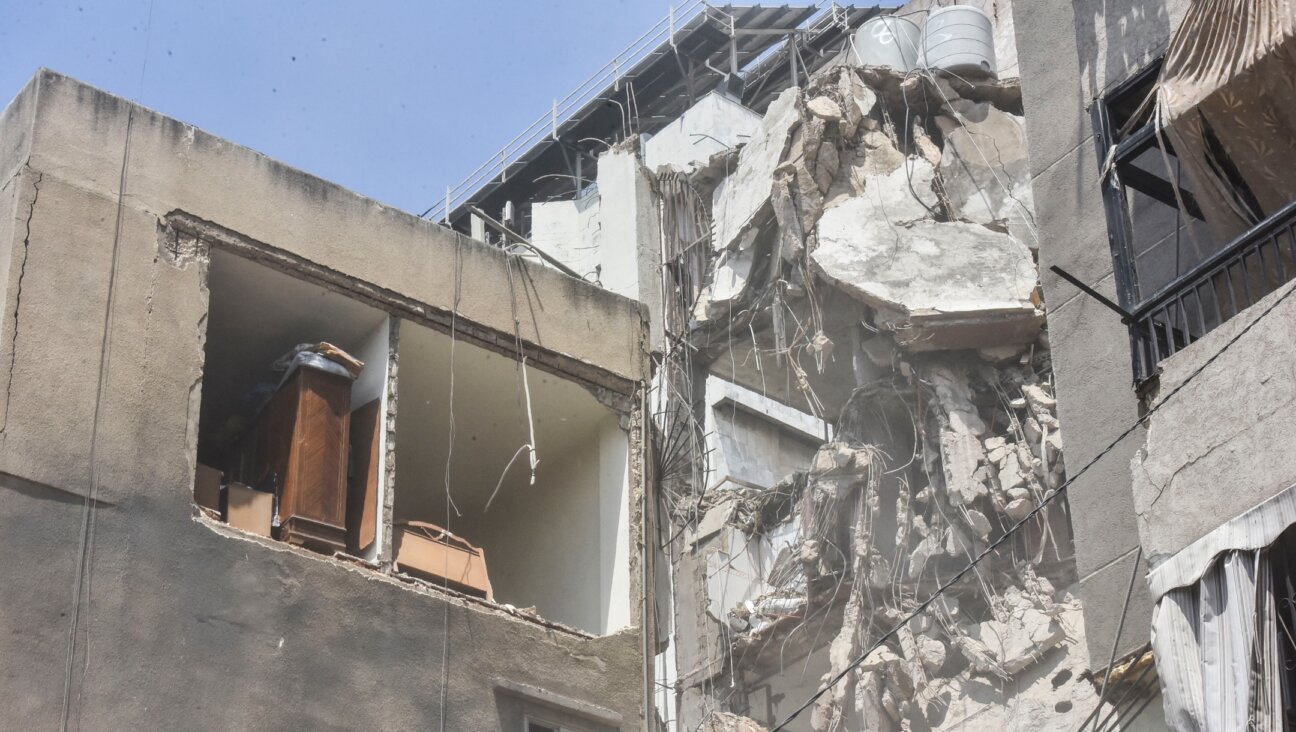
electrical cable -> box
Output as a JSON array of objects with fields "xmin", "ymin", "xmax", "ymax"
[
  {"xmin": 1077, "ymin": 547, "xmax": 1144, "ymax": 732},
  {"xmin": 61, "ymin": 3, "xmax": 154, "ymax": 728},
  {"xmin": 770, "ymin": 278, "xmax": 1296, "ymax": 730}
]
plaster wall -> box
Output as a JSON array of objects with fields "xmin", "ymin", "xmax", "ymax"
[
  {"xmin": 596, "ymin": 147, "xmax": 664, "ymax": 350},
  {"xmin": 530, "ymin": 192, "xmax": 602, "ymax": 279},
  {"xmin": 350, "ymin": 316, "xmax": 391, "ymax": 561},
  {"xmin": 1015, "ymin": 0, "xmax": 1189, "ymax": 665},
  {"xmin": 0, "ymin": 70, "xmax": 647, "ymax": 729},
  {"xmin": 1133, "ymin": 280, "xmax": 1296, "ymax": 565}
]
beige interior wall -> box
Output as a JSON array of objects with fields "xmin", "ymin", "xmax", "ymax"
[{"xmin": 393, "ymin": 319, "xmax": 632, "ymax": 635}]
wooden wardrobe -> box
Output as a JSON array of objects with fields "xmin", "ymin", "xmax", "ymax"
[{"xmin": 254, "ymin": 367, "xmax": 352, "ymax": 552}]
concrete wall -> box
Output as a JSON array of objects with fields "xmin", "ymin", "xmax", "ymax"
[
  {"xmin": 0, "ymin": 70, "xmax": 648, "ymax": 729},
  {"xmin": 1133, "ymin": 279, "xmax": 1296, "ymax": 564},
  {"xmin": 704, "ymin": 374, "xmax": 827, "ymax": 493},
  {"xmin": 1015, "ymin": 0, "xmax": 1189, "ymax": 665}
]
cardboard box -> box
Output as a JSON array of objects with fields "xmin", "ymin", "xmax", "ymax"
[
  {"xmin": 194, "ymin": 463, "xmax": 223, "ymax": 512},
  {"xmin": 393, "ymin": 521, "xmax": 492, "ymax": 600},
  {"xmin": 226, "ymin": 483, "xmax": 273, "ymax": 537}
]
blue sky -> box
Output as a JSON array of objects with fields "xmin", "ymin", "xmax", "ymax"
[{"xmin": 0, "ymin": 0, "xmax": 689, "ymax": 214}]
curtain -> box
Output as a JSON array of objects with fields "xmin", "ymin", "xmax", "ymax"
[
  {"xmin": 1151, "ymin": 549, "xmax": 1285, "ymax": 731},
  {"xmin": 1155, "ymin": 0, "xmax": 1296, "ymax": 241}
]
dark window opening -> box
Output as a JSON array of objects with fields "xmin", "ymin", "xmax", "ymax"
[
  {"xmin": 1095, "ymin": 60, "xmax": 1296, "ymax": 381},
  {"xmin": 195, "ymin": 249, "xmax": 390, "ymax": 560}
]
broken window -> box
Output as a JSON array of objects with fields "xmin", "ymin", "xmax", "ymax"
[
  {"xmin": 1096, "ymin": 60, "xmax": 1215, "ymax": 304},
  {"xmin": 493, "ymin": 681, "xmax": 619, "ymax": 732},
  {"xmin": 194, "ymin": 249, "xmax": 392, "ymax": 560},
  {"xmin": 391, "ymin": 320, "xmax": 632, "ymax": 636}
]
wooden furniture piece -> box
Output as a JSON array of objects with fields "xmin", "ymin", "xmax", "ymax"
[
  {"xmin": 254, "ymin": 366, "xmax": 352, "ymax": 552},
  {"xmin": 393, "ymin": 521, "xmax": 493, "ymax": 600},
  {"xmin": 347, "ymin": 398, "xmax": 382, "ymax": 554}
]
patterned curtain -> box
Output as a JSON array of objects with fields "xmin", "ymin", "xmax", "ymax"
[{"xmin": 1155, "ymin": 0, "xmax": 1296, "ymax": 242}]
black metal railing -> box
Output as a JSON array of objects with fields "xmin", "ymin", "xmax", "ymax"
[{"xmin": 1130, "ymin": 199, "xmax": 1296, "ymax": 381}]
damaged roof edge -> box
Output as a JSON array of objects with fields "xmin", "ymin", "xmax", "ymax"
[{"xmin": 12, "ymin": 68, "xmax": 651, "ymax": 385}]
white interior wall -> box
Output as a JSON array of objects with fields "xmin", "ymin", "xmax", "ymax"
[
  {"xmin": 597, "ymin": 415, "xmax": 632, "ymax": 633},
  {"xmin": 705, "ymin": 375, "xmax": 829, "ymax": 493},
  {"xmin": 392, "ymin": 321, "xmax": 631, "ymax": 635},
  {"xmin": 349, "ymin": 317, "xmax": 391, "ymax": 561},
  {"xmin": 529, "ymin": 194, "xmax": 601, "ymax": 279}
]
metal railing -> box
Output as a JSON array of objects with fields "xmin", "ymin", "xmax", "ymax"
[
  {"xmin": 418, "ymin": 0, "xmax": 714, "ymax": 222},
  {"xmin": 1130, "ymin": 199, "xmax": 1296, "ymax": 380}
]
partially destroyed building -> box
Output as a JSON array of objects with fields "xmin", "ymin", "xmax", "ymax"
[
  {"xmin": 432, "ymin": 2, "xmax": 1147, "ymax": 730},
  {"xmin": 4, "ymin": 0, "xmax": 1294, "ymax": 729},
  {"xmin": 0, "ymin": 70, "xmax": 652, "ymax": 729}
]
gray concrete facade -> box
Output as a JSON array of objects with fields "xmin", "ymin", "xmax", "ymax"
[
  {"xmin": 0, "ymin": 70, "xmax": 651, "ymax": 729},
  {"xmin": 1018, "ymin": 0, "xmax": 1293, "ymax": 671}
]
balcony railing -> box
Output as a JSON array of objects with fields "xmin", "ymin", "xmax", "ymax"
[{"xmin": 1130, "ymin": 199, "xmax": 1296, "ymax": 381}]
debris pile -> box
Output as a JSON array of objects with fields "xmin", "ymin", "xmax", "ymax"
[{"xmin": 650, "ymin": 55, "xmax": 1104, "ymax": 731}]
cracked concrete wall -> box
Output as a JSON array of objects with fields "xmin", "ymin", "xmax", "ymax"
[
  {"xmin": 1132, "ymin": 279, "xmax": 1296, "ymax": 565},
  {"xmin": 0, "ymin": 70, "xmax": 648, "ymax": 729}
]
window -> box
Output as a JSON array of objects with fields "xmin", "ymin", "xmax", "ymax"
[
  {"xmin": 196, "ymin": 249, "xmax": 391, "ymax": 559},
  {"xmin": 1096, "ymin": 60, "xmax": 1296, "ymax": 381},
  {"xmin": 494, "ymin": 682, "xmax": 620, "ymax": 732}
]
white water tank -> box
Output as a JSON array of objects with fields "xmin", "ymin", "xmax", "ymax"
[
  {"xmin": 921, "ymin": 5, "xmax": 997, "ymax": 78},
  {"xmin": 851, "ymin": 16, "xmax": 922, "ymax": 72}
]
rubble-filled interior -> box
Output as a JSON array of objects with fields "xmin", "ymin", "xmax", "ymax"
[
  {"xmin": 651, "ymin": 58, "xmax": 1110, "ymax": 729},
  {"xmin": 196, "ymin": 249, "xmax": 390, "ymax": 559},
  {"xmin": 393, "ymin": 320, "xmax": 632, "ymax": 636},
  {"xmin": 456, "ymin": 3, "xmax": 1139, "ymax": 722}
]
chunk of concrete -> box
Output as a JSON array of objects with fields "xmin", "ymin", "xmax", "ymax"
[
  {"xmin": 643, "ymin": 91, "xmax": 763, "ymax": 174},
  {"xmin": 814, "ymin": 199, "xmax": 1043, "ymax": 350},
  {"xmin": 712, "ymin": 88, "xmax": 801, "ymax": 253},
  {"xmin": 807, "ymin": 95, "xmax": 842, "ymax": 122},
  {"xmin": 937, "ymin": 103, "xmax": 1036, "ymax": 247}
]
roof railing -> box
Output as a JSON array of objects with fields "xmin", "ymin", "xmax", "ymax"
[{"xmin": 419, "ymin": 0, "xmax": 713, "ymax": 222}]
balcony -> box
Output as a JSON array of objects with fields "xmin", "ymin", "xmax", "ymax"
[{"xmin": 1129, "ymin": 199, "xmax": 1296, "ymax": 381}]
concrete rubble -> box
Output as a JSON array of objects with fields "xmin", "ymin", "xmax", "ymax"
[
  {"xmin": 642, "ymin": 47, "xmax": 1103, "ymax": 732},
  {"xmin": 510, "ymin": 9, "xmax": 1103, "ymax": 728}
]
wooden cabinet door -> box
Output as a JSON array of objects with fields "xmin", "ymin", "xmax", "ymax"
[
  {"xmin": 288, "ymin": 369, "xmax": 350, "ymax": 528},
  {"xmin": 347, "ymin": 398, "xmax": 382, "ymax": 554}
]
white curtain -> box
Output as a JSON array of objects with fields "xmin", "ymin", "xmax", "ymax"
[{"xmin": 1151, "ymin": 549, "xmax": 1285, "ymax": 731}]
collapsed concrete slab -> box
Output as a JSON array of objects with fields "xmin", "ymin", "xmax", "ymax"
[
  {"xmin": 711, "ymin": 87, "xmax": 802, "ymax": 253},
  {"xmin": 813, "ymin": 197, "xmax": 1043, "ymax": 350},
  {"xmin": 937, "ymin": 101, "xmax": 1037, "ymax": 248}
]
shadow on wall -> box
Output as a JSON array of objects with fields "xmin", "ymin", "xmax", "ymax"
[{"xmin": 1073, "ymin": 0, "xmax": 1171, "ymax": 98}]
